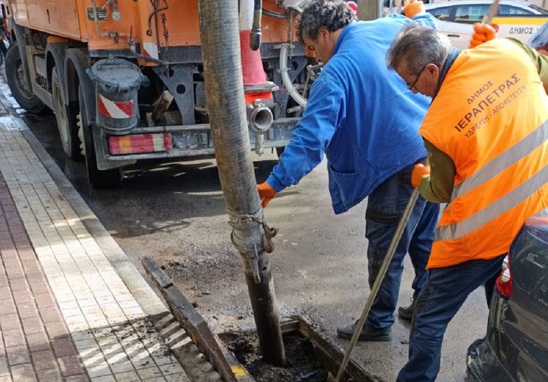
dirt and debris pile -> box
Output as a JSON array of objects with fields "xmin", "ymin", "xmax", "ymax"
[{"xmin": 221, "ymin": 331, "xmax": 328, "ymax": 382}]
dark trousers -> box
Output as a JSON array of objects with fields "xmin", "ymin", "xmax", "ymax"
[
  {"xmin": 365, "ymin": 165, "xmax": 439, "ymax": 329},
  {"xmin": 396, "ymin": 255, "xmax": 505, "ymax": 382}
]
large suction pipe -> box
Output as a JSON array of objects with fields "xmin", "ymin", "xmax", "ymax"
[{"xmin": 198, "ymin": 0, "xmax": 285, "ymax": 367}]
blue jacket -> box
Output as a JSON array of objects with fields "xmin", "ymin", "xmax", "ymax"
[{"xmin": 266, "ymin": 14, "xmax": 436, "ymax": 214}]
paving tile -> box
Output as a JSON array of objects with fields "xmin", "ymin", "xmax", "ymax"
[
  {"xmin": 10, "ymin": 363, "xmax": 37, "ymax": 381},
  {"xmin": 91, "ymin": 376, "xmax": 116, "ymax": 382},
  {"xmin": 5, "ymin": 345, "xmax": 30, "ymax": 365},
  {"xmin": 31, "ymin": 349, "xmax": 56, "ymax": 371},
  {"xmin": 44, "ymin": 321, "xmax": 70, "ymax": 340},
  {"xmin": 0, "ymin": 356, "xmax": 8, "ymax": 375},
  {"xmin": 137, "ymin": 366, "xmax": 163, "ymax": 379},
  {"xmin": 113, "ymin": 370, "xmax": 140, "ymax": 381},
  {"xmin": 0, "ymin": 313, "xmax": 21, "ymax": 331},
  {"xmin": 59, "ymin": 355, "xmax": 86, "ymax": 377},
  {"xmin": 37, "ymin": 367, "xmax": 63, "ymax": 382},
  {"xmin": 26, "ymin": 332, "xmax": 51, "ymax": 352},
  {"xmin": 3, "ymin": 328, "xmax": 25, "ymax": 347},
  {"xmin": 21, "ymin": 317, "xmax": 44, "ymax": 335},
  {"xmin": 0, "ymin": 300, "xmax": 15, "ymax": 315},
  {"xmin": 8, "ymin": 277, "xmax": 28, "ymax": 291},
  {"xmin": 65, "ymin": 374, "xmax": 91, "ymax": 382},
  {"xmin": 51, "ymin": 336, "xmax": 78, "ymax": 358}
]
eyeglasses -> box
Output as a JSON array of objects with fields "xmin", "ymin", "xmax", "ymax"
[{"xmin": 407, "ymin": 64, "xmax": 427, "ymax": 91}]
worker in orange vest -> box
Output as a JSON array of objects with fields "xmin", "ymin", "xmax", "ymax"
[{"xmin": 386, "ymin": 24, "xmax": 548, "ymax": 381}]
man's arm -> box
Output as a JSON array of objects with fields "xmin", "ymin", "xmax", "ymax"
[
  {"xmin": 507, "ymin": 38, "xmax": 548, "ymax": 93},
  {"xmin": 470, "ymin": 24, "xmax": 548, "ymax": 92},
  {"xmin": 265, "ymin": 73, "xmax": 343, "ymax": 192},
  {"xmin": 417, "ymin": 139, "xmax": 455, "ymax": 203}
]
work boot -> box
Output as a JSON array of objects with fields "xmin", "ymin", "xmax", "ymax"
[
  {"xmin": 398, "ymin": 298, "xmax": 415, "ymax": 320},
  {"xmin": 336, "ymin": 321, "xmax": 392, "ymax": 341}
]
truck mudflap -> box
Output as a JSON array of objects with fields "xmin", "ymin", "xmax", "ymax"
[{"xmin": 93, "ymin": 117, "xmax": 299, "ymax": 167}]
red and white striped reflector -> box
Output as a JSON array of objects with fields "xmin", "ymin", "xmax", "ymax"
[
  {"xmin": 98, "ymin": 94, "xmax": 134, "ymax": 119},
  {"xmin": 108, "ymin": 133, "xmax": 173, "ymax": 155}
]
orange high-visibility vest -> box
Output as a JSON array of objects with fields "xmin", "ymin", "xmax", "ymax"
[{"xmin": 420, "ymin": 39, "xmax": 548, "ymax": 269}]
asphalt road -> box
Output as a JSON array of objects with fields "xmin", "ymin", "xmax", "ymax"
[{"xmin": 0, "ymin": 69, "xmax": 490, "ymax": 382}]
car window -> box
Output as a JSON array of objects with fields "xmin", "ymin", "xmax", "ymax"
[
  {"xmin": 530, "ymin": 4, "xmax": 548, "ymax": 14},
  {"xmin": 498, "ymin": 5, "xmax": 533, "ymax": 15},
  {"xmin": 428, "ymin": 7, "xmax": 451, "ymax": 21},
  {"xmin": 454, "ymin": 5, "xmax": 489, "ymax": 24}
]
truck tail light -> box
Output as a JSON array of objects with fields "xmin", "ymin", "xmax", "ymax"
[
  {"xmin": 108, "ymin": 133, "xmax": 173, "ymax": 155},
  {"xmin": 495, "ymin": 255, "xmax": 513, "ymax": 298}
]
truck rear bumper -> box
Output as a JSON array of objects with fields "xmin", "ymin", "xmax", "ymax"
[{"xmin": 95, "ymin": 117, "xmax": 298, "ymax": 169}]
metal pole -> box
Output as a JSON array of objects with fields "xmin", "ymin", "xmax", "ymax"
[
  {"xmin": 329, "ymin": 189, "xmax": 420, "ymax": 382},
  {"xmin": 197, "ymin": 0, "xmax": 285, "ymax": 366}
]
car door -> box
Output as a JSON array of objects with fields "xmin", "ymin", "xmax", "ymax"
[{"xmin": 492, "ymin": 5, "xmax": 542, "ymax": 43}]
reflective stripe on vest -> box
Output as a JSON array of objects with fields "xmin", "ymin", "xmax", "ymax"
[{"xmin": 436, "ymin": 120, "xmax": 548, "ymax": 242}]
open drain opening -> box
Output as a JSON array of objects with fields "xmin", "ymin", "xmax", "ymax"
[
  {"xmin": 220, "ymin": 331, "xmax": 326, "ymax": 382},
  {"xmin": 219, "ymin": 318, "xmax": 375, "ymax": 382}
]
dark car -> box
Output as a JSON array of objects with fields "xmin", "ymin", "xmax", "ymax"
[{"xmin": 466, "ymin": 209, "xmax": 548, "ymax": 381}]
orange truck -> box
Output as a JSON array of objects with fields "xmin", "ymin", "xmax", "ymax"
[{"xmin": 3, "ymin": 0, "xmax": 311, "ymax": 188}]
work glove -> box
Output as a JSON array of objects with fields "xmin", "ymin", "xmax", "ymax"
[
  {"xmin": 469, "ymin": 23, "xmax": 497, "ymax": 48},
  {"xmin": 257, "ymin": 182, "xmax": 277, "ymax": 208},
  {"xmin": 411, "ymin": 163, "xmax": 430, "ymax": 189},
  {"xmin": 403, "ymin": 1, "xmax": 425, "ymax": 19}
]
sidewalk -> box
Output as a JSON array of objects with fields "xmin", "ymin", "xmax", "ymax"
[{"xmin": 0, "ymin": 98, "xmax": 221, "ymax": 380}]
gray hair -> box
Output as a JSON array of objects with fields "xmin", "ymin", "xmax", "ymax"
[
  {"xmin": 386, "ymin": 24, "xmax": 451, "ymax": 75},
  {"xmin": 297, "ymin": 0, "xmax": 356, "ymax": 44}
]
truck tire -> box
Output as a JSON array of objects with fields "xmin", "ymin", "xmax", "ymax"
[
  {"xmin": 78, "ymin": 86, "xmax": 123, "ymax": 189},
  {"xmin": 5, "ymin": 43, "xmax": 49, "ymax": 115},
  {"xmin": 52, "ymin": 69, "xmax": 83, "ymax": 161}
]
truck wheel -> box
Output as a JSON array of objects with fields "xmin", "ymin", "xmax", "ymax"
[
  {"xmin": 5, "ymin": 43, "xmax": 49, "ymax": 115},
  {"xmin": 78, "ymin": 86, "xmax": 122, "ymax": 189},
  {"xmin": 52, "ymin": 69, "xmax": 83, "ymax": 161}
]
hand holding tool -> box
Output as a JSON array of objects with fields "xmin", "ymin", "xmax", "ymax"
[
  {"xmin": 470, "ymin": 23, "xmax": 497, "ymax": 48},
  {"xmin": 257, "ymin": 182, "xmax": 277, "ymax": 207},
  {"xmin": 411, "ymin": 163, "xmax": 430, "ymax": 189},
  {"xmin": 403, "ymin": 1, "xmax": 425, "ymax": 19},
  {"xmin": 469, "ymin": 0, "xmax": 500, "ymax": 48}
]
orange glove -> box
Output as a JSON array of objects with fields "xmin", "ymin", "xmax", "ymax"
[
  {"xmin": 257, "ymin": 182, "xmax": 277, "ymax": 208},
  {"xmin": 469, "ymin": 23, "xmax": 497, "ymax": 48},
  {"xmin": 403, "ymin": 1, "xmax": 425, "ymax": 19},
  {"xmin": 411, "ymin": 163, "xmax": 431, "ymax": 189}
]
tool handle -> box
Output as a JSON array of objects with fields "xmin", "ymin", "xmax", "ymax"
[
  {"xmin": 482, "ymin": 0, "xmax": 500, "ymax": 25},
  {"xmin": 332, "ymin": 188, "xmax": 420, "ymax": 382}
]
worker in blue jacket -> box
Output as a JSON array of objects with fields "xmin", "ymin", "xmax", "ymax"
[{"xmin": 258, "ymin": 0, "xmax": 440, "ymax": 341}]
